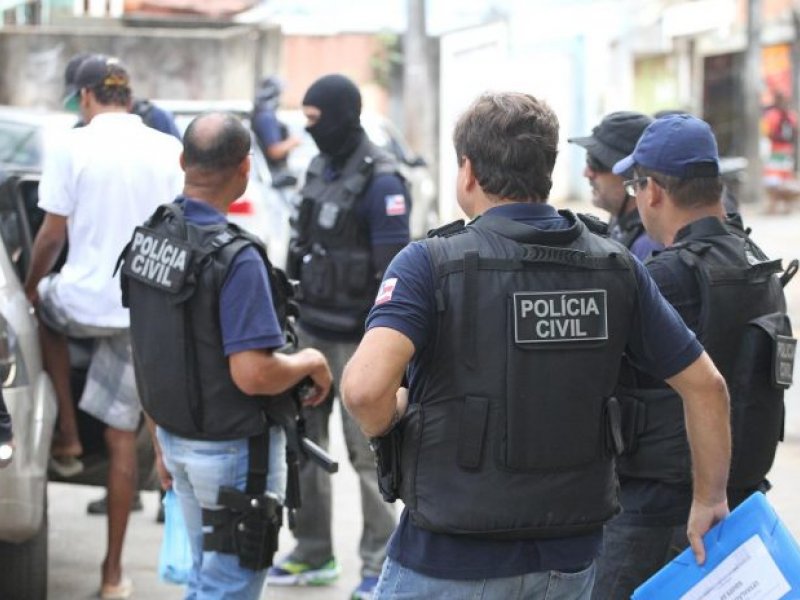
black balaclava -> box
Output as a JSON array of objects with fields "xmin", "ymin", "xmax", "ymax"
[{"xmin": 302, "ymin": 74, "xmax": 364, "ymax": 164}]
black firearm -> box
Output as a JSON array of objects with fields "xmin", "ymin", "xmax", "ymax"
[{"xmin": 262, "ymin": 378, "xmax": 337, "ymax": 527}]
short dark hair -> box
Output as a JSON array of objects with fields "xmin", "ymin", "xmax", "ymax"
[
  {"xmin": 453, "ymin": 92, "xmax": 559, "ymax": 202},
  {"xmin": 91, "ymin": 81, "xmax": 132, "ymax": 107},
  {"xmin": 637, "ymin": 166, "xmax": 723, "ymax": 209},
  {"xmin": 183, "ymin": 113, "xmax": 251, "ymax": 171}
]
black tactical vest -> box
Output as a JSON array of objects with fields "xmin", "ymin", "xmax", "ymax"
[
  {"xmin": 120, "ymin": 203, "xmax": 293, "ymax": 440},
  {"xmin": 396, "ymin": 211, "xmax": 638, "ymax": 540},
  {"xmin": 617, "ymin": 218, "xmax": 795, "ymax": 494},
  {"xmin": 286, "ymin": 137, "xmax": 402, "ymax": 334}
]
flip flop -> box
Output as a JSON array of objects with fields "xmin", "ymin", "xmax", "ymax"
[
  {"xmin": 100, "ymin": 575, "xmax": 133, "ymax": 600},
  {"xmin": 48, "ymin": 456, "xmax": 84, "ymax": 478}
]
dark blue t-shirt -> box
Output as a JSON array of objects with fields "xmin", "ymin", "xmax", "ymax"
[
  {"xmin": 252, "ymin": 110, "xmax": 283, "ymax": 147},
  {"xmin": 142, "ymin": 103, "xmax": 182, "ymax": 140},
  {"xmin": 178, "ymin": 197, "xmax": 284, "ymax": 354},
  {"xmin": 366, "ymin": 202, "xmax": 703, "ymax": 580}
]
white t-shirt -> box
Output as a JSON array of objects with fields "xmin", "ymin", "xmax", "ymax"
[{"xmin": 38, "ymin": 112, "xmax": 183, "ymax": 328}]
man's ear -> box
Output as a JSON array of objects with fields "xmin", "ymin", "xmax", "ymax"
[
  {"xmin": 462, "ymin": 157, "xmax": 478, "ymax": 191},
  {"xmin": 179, "ymin": 152, "xmax": 186, "ymax": 171},
  {"xmin": 238, "ymin": 154, "xmax": 251, "ymax": 179},
  {"xmin": 647, "ymin": 177, "xmax": 664, "ymax": 208}
]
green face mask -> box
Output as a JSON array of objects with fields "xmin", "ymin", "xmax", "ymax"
[{"xmin": 63, "ymin": 94, "xmax": 79, "ymax": 113}]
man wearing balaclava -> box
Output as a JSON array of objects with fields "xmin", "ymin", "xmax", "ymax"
[{"xmin": 269, "ymin": 74, "xmax": 410, "ymax": 599}]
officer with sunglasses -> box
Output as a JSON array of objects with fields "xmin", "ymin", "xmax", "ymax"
[{"xmin": 569, "ymin": 112, "xmax": 662, "ymax": 260}]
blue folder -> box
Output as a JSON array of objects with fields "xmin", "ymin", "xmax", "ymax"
[{"xmin": 633, "ymin": 492, "xmax": 800, "ymax": 599}]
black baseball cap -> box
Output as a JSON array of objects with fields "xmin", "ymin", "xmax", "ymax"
[
  {"xmin": 568, "ymin": 111, "xmax": 653, "ymax": 173},
  {"xmin": 62, "ymin": 52, "xmax": 93, "ymax": 106},
  {"xmin": 62, "ymin": 55, "xmax": 130, "ymax": 106}
]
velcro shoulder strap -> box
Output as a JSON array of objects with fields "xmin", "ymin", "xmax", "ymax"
[
  {"xmin": 576, "ymin": 212, "xmax": 609, "ymax": 236},
  {"xmin": 427, "ymin": 219, "xmax": 466, "ymax": 238}
]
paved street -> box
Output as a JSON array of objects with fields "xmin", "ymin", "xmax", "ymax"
[{"xmin": 48, "ymin": 201, "xmax": 800, "ymax": 599}]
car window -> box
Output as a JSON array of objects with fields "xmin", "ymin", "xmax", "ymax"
[{"xmin": 0, "ymin": 120, "xmax": 41, "ymax": 167}]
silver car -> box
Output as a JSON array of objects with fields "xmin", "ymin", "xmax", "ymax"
[
  {"xmin": 0, "ymin": 108, "xmax": 158, "ymax": 599},
  {"xmin": 0, "ymin": 168, "xmax": 57, "ymax": 600}
]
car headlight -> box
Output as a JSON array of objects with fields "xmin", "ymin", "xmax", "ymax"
[{"xmin": 0, "ymin": 312, "xmax": 27, "ymax": 389}]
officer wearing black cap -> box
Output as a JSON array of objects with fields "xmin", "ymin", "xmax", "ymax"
[
  {"xmin": 270, "ymin": 74, "xmax": 410, "ymax": 598},
  {"xmin": 62, "ymin": 52, "xmax": 181, "ymax": 139},
  {"xmin": 591, "ymin": 114, "xmax": 797, "ymax": 599},
  {"xmin": 569, "ymin": 112, "xmax": 661, "ymax": 260},
  {"xmin": 341, "ymin": 93, "xmax": 732, "ymax": 599},
  {"xmin": 120, "ymin": 112, "xmax": 332, "ymax": 599}
]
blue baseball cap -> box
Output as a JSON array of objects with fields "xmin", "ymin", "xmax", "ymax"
[{"xmin": 612, "ymin": 114, "xmax": 720, "ymax": 178}]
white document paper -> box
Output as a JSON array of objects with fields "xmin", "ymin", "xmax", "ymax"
[{"xmin": 681, "ymin": 534, "xmax": 791, "ymax": 600}]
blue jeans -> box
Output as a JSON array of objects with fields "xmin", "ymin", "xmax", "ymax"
[
  {"xmin": 375, "ymin": 556, "xmax": 596, "ymax": 600},
  {"xmin": 591, "ymin": 520, "xmax": 687, "ymax": 600},
  {"xmin": 157, "ymin": 426, "xmax": 287, "ymax": 600}
]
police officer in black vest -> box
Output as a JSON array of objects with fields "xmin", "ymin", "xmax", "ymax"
[
  {"xmin": 341, "ymin": 93, "xmax": 732, "ymax": 599},
  {"xmin": 120, "ymin": 113, "xmax": 332, "ymax": 599},
  {"xmin": 569, "ymin": 111, "xmax": 661, "ymax": 261},
  {"xmin": 592, "ymin": 114, "xmax": 797, "ymax": 599},
  {"xmin": 269, "ymin": 74, "xmax": 409, "ymax": 597}
]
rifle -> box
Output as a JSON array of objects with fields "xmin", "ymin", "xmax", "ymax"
[{"xmin": 262, "ymin": 378, "xmax": 338, "ymax": 528}]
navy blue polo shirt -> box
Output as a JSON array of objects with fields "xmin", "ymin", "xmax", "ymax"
[
  {"xmin": 366, "ymin": 202, "xmax": 703, "ymax": 580},
  {"xmin": 177, "ymin": 197, "xmax": 285, "ymax": 354}
]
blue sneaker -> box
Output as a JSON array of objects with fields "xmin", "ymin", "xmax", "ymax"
[
  {"xmin": 351, "ymin": 575, "xmax": 380, "ymax": 600},
  {"xmin": 266, "ymin": 557, "xmax": 340, "ymax": 586}
]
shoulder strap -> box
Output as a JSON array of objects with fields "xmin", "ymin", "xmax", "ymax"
[{"xmin": 576, "ymin": 212, "xmax": 609, "ymax": 236}]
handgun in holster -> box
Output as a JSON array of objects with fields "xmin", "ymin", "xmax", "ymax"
[
  {"xmin": 370, "ymin": 424, "xmax": 403, "ymax": 503},
  {"xmin": 201, "ymin": 432, "xmax": 282, "ymax": 570}
]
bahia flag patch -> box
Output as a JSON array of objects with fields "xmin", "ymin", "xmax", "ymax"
[
  {"xmin": 375, "ymin": 277, "xmax": 398, "ymax": 305},
  {"xmin": 385, "ymin": 194, "xmax": 407, "ymax": 216}
]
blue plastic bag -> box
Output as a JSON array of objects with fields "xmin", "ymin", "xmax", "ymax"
[{"xmin": 158, "ymin": 489, "xmax": 193, "ymax": 585}]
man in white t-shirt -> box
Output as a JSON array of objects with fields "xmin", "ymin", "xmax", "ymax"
[{"xmin": 24, "ymin": 55, "xmax": 182, "ymax": 599}]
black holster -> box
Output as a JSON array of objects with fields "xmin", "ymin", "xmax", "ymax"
[
  {"xmin": 202, "ymin": 490, "xmax": 282, "ymax": 570},
  {"xmin": 201, "ymin": 431, "xmax": 283, "ymax": 570},
  {"xmin": 370, "ymin": 425, "xmax": 402, "ymax": 503}
]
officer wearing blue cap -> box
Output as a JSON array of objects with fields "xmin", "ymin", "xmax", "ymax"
[{"xmin": 591, "ymin": 114, "xmax": 796, "ymax": 599}]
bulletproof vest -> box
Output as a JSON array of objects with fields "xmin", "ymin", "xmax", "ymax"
[
  {"xmin": 119, "ymin": 203, "xmax": 294, "ymax": 440},
  {"xmin": 617, "ymin": 221, "xmax": 794, "ymax": 492},
  {"xmin": 287, "ymin": 136, "xmax": 402, "ymax": 334},
  {"xmin": 609, "ymin": 207, "xmax": 645, "ymax": 250},
  {"xmin": 396, "ymin": 211, "xmax": 638, "ymax": 540}
]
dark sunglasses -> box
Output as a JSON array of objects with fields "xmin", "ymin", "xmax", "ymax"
[{"xmin": 586, "ymin": 154, "xmax": 611, "ymax": 173}]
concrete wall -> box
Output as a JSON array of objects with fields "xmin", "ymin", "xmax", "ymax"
[{"xmin": 0, "ymin": 22, "xmax": 281, "ymax": 107}]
